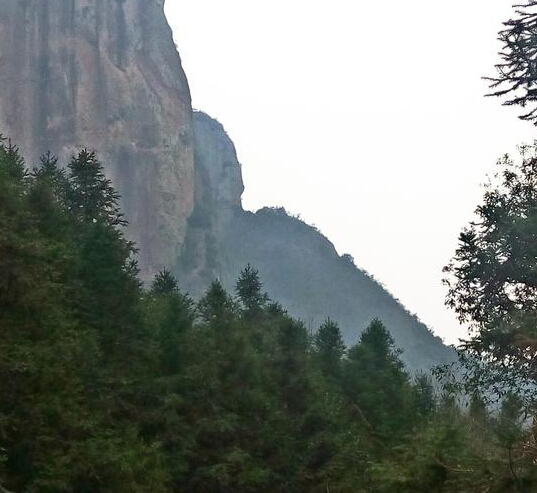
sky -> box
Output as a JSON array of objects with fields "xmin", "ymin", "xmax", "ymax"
[{"xmin": 164, "ymin": 1, "xmax": 536, "ymax": 345}]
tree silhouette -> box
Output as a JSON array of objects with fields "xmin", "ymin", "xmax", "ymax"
[{"xmin": 486, "ymin": 1, "xmax": 537, "ymax": 124}]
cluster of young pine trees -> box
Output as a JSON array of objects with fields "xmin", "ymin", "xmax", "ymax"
[{"xmin": 0, "ymin": 138, "xmax": 535, "ymax": 492}]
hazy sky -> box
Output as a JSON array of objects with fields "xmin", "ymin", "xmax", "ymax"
[{"xmin": 164, "ymin": 1, "xmax": 536, "ymax": 345}]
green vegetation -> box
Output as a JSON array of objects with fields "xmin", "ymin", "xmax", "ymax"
[
  {"xmin": 1, "ymin": 139, "xmax": 536, "ymax": 492},
  {"xmin": 487, "ymin": 0, "xmax": 537, "ymax": 124},
  {"xmin": 3, "ymin": 3, "xmax": 537, "ymax": 491},
  {"xmin": 444, "ymin": 145, "xmax": 537, "ymax": 405}
]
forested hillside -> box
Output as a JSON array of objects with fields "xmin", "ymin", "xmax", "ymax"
[
  {"xmin": 3, "ymin": 1, "xmax": 537, "ymax": 491},
  {"xmin": 220, "ymin": 206, "xmax": 453, "ymax": 371},
  {"xmin": 1, "ymin": 139, "xmax": 535, "ymax": 492}
]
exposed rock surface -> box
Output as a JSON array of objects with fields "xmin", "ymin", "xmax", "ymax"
[
  {"xmin": 177, "ymin": 112, "xmax": 244, "ymax": 293},
  {"xmin": 0, "ymin": 0, "xmax": 194, "ymax": 279},
  {"xmin": 193, "ymin": 112, "xmax": 244, "ymax": 215},
  {"xmin": 181, "ymin": 114, "xmax": 454, "ymax": 371}
]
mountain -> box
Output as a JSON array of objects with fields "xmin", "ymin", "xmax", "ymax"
[
  {"xmin": 0, "ymin": 0, "xmax": 454, "ymax": 370},
  {"xmin": 183, "ymin": 112, "xmax": 454, "ymax": 370}
]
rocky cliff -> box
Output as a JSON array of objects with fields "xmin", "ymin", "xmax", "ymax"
[
  {"xmin": 176, "ymin": 112, "xmax": 244, "ymax": 293},
  {"xmin": 0, "ymin": 2, "xmax": 453, "ymax": 370},
  {"xmin": 0, "ymin": 0, "xmax": 194, "ymax": 279}
]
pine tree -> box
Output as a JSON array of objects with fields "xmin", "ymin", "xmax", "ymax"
[
  {"xmin": 0, "ymin": 140, "xmax": 30, "ymax": 313},
  {"xmin": 413, "ymin": 372, "xmax": 437, "ymax": 419},
  {"xmin": 486, "ymin": 1, "xmax": 537, "ymax": 124},
  {"xmin": 67, "ymin": 149, "xmax": 124, "ymax": 226},
  {"xmin": 198, "ymin": 280, "xmax": 237, "ymax": 324},
  {"xmin": 151, "ymin": 269, "xmax": 179, "ymax": 295},
  {"xmin": 147, "ymin": 270, "xmax": 194, "ymax": 375},
  {"xmin": 235, "ymin": 264, "xmax": 268, "ymax": 314},
  {"xmin": 314, "ymin": 318, "xmax": 346, "ymax": 379},
  {"xmin": 344, "ymin": 319, "xmax": 413, "ymax": 441},
  {"xmin": 29, "ymin": 153, "xmax": 72, "ymax": 243}
]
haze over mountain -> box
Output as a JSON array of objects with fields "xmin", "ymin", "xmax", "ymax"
[
  {"xmin": 165, "ymin": 1, "xmax": 537, "ymax": 346},
  {"xmin": 183, "ymin": 112, "xmax": 453, "ymax": 370},
  {"xmin": 0, "ymin": 0, "xmax": 453, "ymax": 370}
]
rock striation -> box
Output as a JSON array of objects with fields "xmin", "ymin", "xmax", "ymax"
[{"xmin": 0, "ymin": 0, "xmax": 194, "ymax": 279}]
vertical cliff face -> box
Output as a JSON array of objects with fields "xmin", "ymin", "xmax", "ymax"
[
  {"xmin": 177, "ymin": 112, "xmax": 244, "ymax": 293},
  {"xmin": 0, "ymin": 0, "xmax": 194, "ymax": 279},
  {"xmin": 193, "ymin": 112, "xmax": 244, "ymax": 216}
]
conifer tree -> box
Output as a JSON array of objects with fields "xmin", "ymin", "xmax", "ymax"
[
  {"xmin": 486, "ymin": 1, "xmax": 537, "ymax": 124},
  {"xmin": 147, "ymin": 270, "xmax": 194, "ymax": 375},
  {"xmin": 344, "ymin": 319, "xmax": 413, "ymax": 441},
  {"xmin": 314, "ymin": 318, "xmax": 346, "ymax": 379},
  {"xmin": 235, "ymin": 264, "xmax": 268, "ymax": 314},
  {"xmin": 33, "ymin": 152, "xmax": 66, "ymax": 188},
  {"xmin": 0, "ymin": 139, "xmax": 30, "ymax": 313},
  {"xmin": 67, "ymin": 149, "xmax": 124, "ymax": 226},
  {"xmin": 413, "ymin": 372, "xmax": 437, "ymax": 419},
  {"xmin": 151, "ymin": 268, "xmax": 179, "ymax": 295},
  {"xmin": 198, "ymin": 280, "xmax": 237, "ymax": 323},
  {"xmin": 28, "ymin": 153, "xmax": 72, "ymax": 242}
]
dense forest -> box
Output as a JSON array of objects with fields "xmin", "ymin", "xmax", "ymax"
[
  {"xmin": 0, "ymin": 139, "xmax": 536, "ymax": 492},
  {"xmin": 3, "ymin": 1, "xmax": 537, "ymax": 492}
]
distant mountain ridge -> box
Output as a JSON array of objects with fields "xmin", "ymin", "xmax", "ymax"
[{"xmin": 181, "ymin": 112, "xmax": 455, "ymax": 371}]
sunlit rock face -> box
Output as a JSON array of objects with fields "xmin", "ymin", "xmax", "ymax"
[{"xmin": 0, "ymin": 0, "xmax": 194, "ymax": 279}]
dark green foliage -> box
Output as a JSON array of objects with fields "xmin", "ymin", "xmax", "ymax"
[
  {"xmin": 314, "ymin": 318, "xmax": 346, "ymax": 379},
  {"xmin": 414, "ymin": 372, "xmax": 437, "ymax": 419},
  {"xmin": 444, "ymin": 145, "xmax": 537, "ymax": 398},
  {"xmin": 197, "ymin": 279, "xmax": 237, "ymax": 323},
  {"xmin": 344, "ymin": 319, "xmax": 414, "ymax": 442},
  {"xmin": 151, "ymin": 269, "xmax": 180, "ymax": 295},
  {"xmin": 235, "ymin": 263, "xmax": 268, "ymax": 314},
  {"xmin": 67, "ymin": 149, "xmax": 124, "ymax": 227},
  {"xmin": 0, "ymin": 143, "xmax": 167, "ymax": 493},
  {"xmin": 1, "ymin": 140, "xmax": 536, "ymax": 492}
]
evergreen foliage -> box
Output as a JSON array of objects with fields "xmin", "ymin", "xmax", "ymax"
[
  {"xmin": 314, "ymin": 318, "xmax": 346, "ymax": 379},
  {"xmin": 1, "ymin": 141, "xmax": 535, "ymax": 492},
  {"xmin": 235, "ymin": 263, "xmax": 268, "ymax": 314},
  {"xmin": 444, "ymin": 144, "xmax": 537, "ymax": 399}
]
